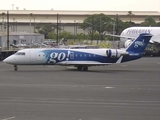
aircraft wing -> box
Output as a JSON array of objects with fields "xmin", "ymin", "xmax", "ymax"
[
  {"xmin": 149, "ymin": 40, "xmax": 155, "ymax": 43},
  {"xmin": 106, "ymin": 34, "xmax": 135, "ymax": 39},
  {"xmin": 59, "ymin": 61, "xmax": 113, "ymax": 66},
  {"xmin": 150, "ymin": 40, "xmax": 160, "ymax": 44},
  {"xmin": 150, "ymin": 36, "xmax": 160, "ymax": 44}
]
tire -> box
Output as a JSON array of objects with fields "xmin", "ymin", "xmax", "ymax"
[
  {"xmin": 77, "ymin": 66, "xmax": 82, "ymax": 71},
  {"xmin": 82, "ymin": 67, "xmax": 88, "ymax": 71}
]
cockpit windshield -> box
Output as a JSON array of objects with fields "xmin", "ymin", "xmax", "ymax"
[{"xmin": 15, "ymin": 52, "xmax": 25, "ymax": 55}]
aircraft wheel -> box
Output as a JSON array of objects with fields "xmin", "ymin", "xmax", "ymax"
[
  {"xmin": 82, "ymin": 67, "xmax": 88, "ymax": 71},
  {"xmin": 77, "ymin": 66, "xmax": 82, "ymax": 71},
  {"xmin": 14, "ymin": 65, "xmax": 18, "ymax": 71}
]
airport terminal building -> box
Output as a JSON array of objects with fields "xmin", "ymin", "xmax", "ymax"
[{"xmin": 1, "ymin": 10, "xmax": 160, "ymax": 34}]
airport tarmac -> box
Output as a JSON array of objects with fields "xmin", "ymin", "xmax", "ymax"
[{"xmin": 0, "ymin": 57, "xmax": 160, "ymax": 120}]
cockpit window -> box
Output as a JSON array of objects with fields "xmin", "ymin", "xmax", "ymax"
[{"xmin": 15, "ymin": 52, "xmax": 25, "ymax": 55}]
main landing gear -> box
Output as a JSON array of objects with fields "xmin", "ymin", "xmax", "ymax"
[
  {"xmin": 14, "ymin": 65, "xmax": 18, "ymax": 71},
  {"xmin": 77, "ymin": 66, "xmax": 88, "ymax": 71}
]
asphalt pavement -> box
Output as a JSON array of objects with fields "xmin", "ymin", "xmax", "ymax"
[{"xmin": 0, "ymin": 57, "xmax": 160, "ymax": 120}]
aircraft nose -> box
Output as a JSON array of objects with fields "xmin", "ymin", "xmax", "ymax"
[
  {"xmin": 3, "ymin": 57, "xmax": 10, "ymax": 63},
  {"xmin": 3, "ymin": 56, "xmax": 15, "ymax": 64},
  {"xmin": 3, "ymin": 58, "xmax": 6, "ymax": 62}
]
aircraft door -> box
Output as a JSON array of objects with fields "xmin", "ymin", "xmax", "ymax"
[
  {"xmin": 70, "ymin": 52, "xmax": 74, "ymax": 59},
  {"xmin": 30, "ymin": 50, "xmax": 36, "ymax": 61},
  {"xmin": 36, "ymin": 52, "xmax": 46, "ymax": 61}
]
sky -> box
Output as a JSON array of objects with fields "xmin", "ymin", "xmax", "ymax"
[{"xmin": 0, "ymin": 0, "xmax": 160, "ymax": 11}]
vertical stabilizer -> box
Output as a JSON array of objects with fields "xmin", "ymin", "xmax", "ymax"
[{"xmin": 126, "ymin": 33, "xmax": 152, "ymax": 53}]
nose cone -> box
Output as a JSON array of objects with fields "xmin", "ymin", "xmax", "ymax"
[
  {"xmin": 3, "ymin": 57, "xmax": 10, "ymax": 63},
  {"xmin": 3, "ymin": 58, "xmax": 6, "ymax": 63},
  {"xmin": 3, "ymin": 56, "xmax": 15, "ymax": 64}
]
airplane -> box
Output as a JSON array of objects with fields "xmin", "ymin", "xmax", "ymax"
[
  {"xmin": 3, "ymin": 33, "xmax": 152, "ymax": 71},
  {"xmin": 119, "ymin": 27, "xmax": 160, "ymax": 48}
]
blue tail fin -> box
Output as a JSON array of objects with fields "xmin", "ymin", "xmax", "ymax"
[{"xmin": 126, "ymin": 33, "xmax": 152, "ymax": 53}]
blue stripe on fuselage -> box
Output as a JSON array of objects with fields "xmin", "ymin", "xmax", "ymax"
[{"xmin": 41, "ymin": 49, "xmax": 119, "ymax": 64}]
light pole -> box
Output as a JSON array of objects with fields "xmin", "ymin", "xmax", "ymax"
[
  {"xmin": 74, "ymin": 20, "xmax": 77, "ymax": 42},
  {"xmin": 112, "ymin": 21, "xmax": 116, "ymax": 41},
  {"xmin": 1, "ymin": 12, "xmax": 5, "ymax": 51},
  {"xmin": 29, "ymin": 13, "xmax": 33, "ymax": 48},
  {"xmin": 15, "ymin": 21, "xmax": 17, "ymax": 31},
  {"xmin": 105, "ymin": 21, "xmax": 116, "ymax": 48},
  {"xmin": 84, "ymin": 20, "xmax": 93, "ymax": 44},
  {"xmin": 106, "ymin": 21, "xmax": 116, "ymax": 41},
  {"xmin": 33, "ymin": 17, "xmax": 36, "ymax": 32},
  {"xmin": 99, "ymin": 15, "xmax": 107, "ymax": 44},
  {"xmin": 73, "ymin": 20, "xmax": 81, "ymax": 43},
  {"xmin": 91, "ymin": 15, "xmax": 94, "ymax": 45},
  {"xmin": 115, "ymin": 14, "xmax": 119, "ymax": 35},
  {"xmin": 99, "ymin": 14, "xmax": 107, "ymax": 44},
  {"xmin": 7, "ymin": 11, "xmax": 9, "ymax": 50},
  {"xmin": 83, "ymin": 28, "xmax": 85, "ymax": 40},
  {"xmin": 99, "ymin": 14, "xmax": 101, "ymax": 42},
  {"xmin": 12, "ymin": 18, "xmax": 15, "ymax": 32},
  {"xmin": 56, "ymin": 13, "xmax": 59, "ymax": 46}
]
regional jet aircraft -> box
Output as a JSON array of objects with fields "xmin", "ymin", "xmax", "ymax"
[{"xmin": 3, "ymin": 33, "xmax": 152, "ymax": 71}]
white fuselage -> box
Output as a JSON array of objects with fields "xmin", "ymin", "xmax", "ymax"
[
  {"xmin": 120, "ymin": 27, "xmax": 160, "ymax": 43},
  {"xmin": 3, "ymin": 48, "xmax": 116, "ymax": 65}
]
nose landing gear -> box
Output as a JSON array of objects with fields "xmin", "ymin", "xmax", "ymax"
[{"xmin": 14, "ymin": 65, "xmax": 18, "ymax": 71}]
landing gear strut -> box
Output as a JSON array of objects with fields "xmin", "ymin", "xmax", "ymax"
[
  {"xmin": 77, "ymin": 66, "xmax": 88, "ymax": 71},
  {"xmin": 14, "ymin": 65, "xmax": 18, "ymax": 71}
]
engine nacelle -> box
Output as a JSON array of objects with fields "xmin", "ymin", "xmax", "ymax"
[
  {"xmin": 124, "ymin": 40, "xmax": 133, "ymax": 48},
  {"xmin": 106, "ymin": 49, "xmax": 128, "ymax": 58}
]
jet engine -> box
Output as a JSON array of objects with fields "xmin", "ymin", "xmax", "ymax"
[
  {"xmin": 106, "ymin": 49, "xmax": 128, "ymax": 58},
  {"xmin": 124, "ymin": 39, "xmax": 133, "ymax": 48}
]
